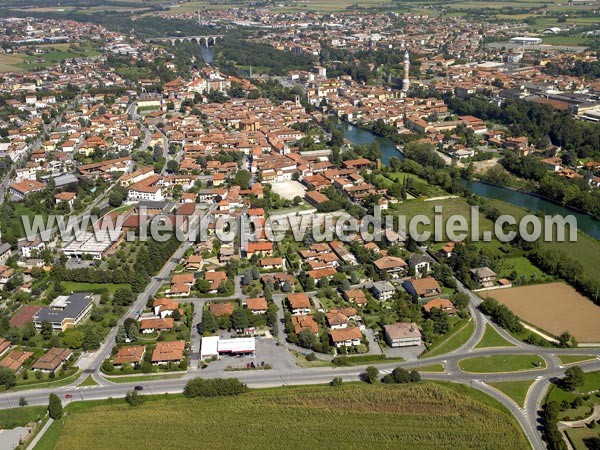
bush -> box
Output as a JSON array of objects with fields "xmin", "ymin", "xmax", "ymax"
[
  {"xmin": 184, "ymin": 378, "xmax": 248, "ymax": 398},
  {"xmin": 125, "ymin": 390, "xmax": 144, "ymax": 407},
  {"xmin": 305, "ymin": 353, "xmax": 317, "ymax": 362},
  {"xmin": 330, "ymin": 377, "xmax": 343, "ymax": 387},
  {"xmin": 365, "ymin": 366, "xmax": 379, "ymax": 384}
]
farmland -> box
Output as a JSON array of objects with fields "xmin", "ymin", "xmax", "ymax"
[
  {"xmin": 39, "ymin": 383, "xmax": 529, "ymax": 450},
  {"xmin": 490, "ymin": 283, "xmax": 600, "ymax": 343}
]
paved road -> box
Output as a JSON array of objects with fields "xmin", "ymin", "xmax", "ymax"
[{"xmin": 4, "ymin": 244, "xmax": 600, "ymax": 449}]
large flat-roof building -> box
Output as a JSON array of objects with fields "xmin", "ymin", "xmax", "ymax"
[
  {"xmin": 509, "ymin": 37, "xmax": 542, "ymax": 45},
  {"xmin": 33, "ymin": 293, "xmax": 94, "ymax": 331}
]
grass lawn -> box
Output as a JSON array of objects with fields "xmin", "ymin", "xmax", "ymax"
[
  {"xmin": 475, "ymin": 325, "xmax": 516, "ymax": 349},
  {"xmin": 36, "ymin": 382, "xmax": 529, "ymax": 450},
  {"xmin": 565, "ymin": 427, "xmax": 600, "ymax": 450},
  {"xmin": 557, "ymin": 355, "xmax": 597, "ymax": 366},
  {"xmin": 487, "ymin": 199, "xmax": 600, "ymax": 283},
  {"xmin": 459, "ymin": 355, "xmax": 546, "ymax": 373},
  {"xmin": 291, "ymin": 351, "xmax": 333, "ymax": 368},
  {"xmin": 488, "ymin": 380, "xmax": 535, "ymax": 407},
  {"xmin": 0, "ymin": 406, "xmax": 46, "ymax": 428},
  {"xmin": 393, "ymin": 197, "xmax": 496, "ymax": 240},
  {"xmin": 78, "ymin": 376, "xmax": 99, "ymax": 387},
  {"xmin": 106, "ymin": 373, "xmax": 185, "ymax": 384},
  {"xmin": 416, "ymin": 363, "xmax": 445, "ymax": 373},
  {"xmin": 60, "ymin": 282, "xmax": 130, "ymax": 295},
  {"xmin": 421, "ymin": 318, "xmax": 476, "ymax": 359},
  {"xmin": 494, "ymin": 256, "xmax": 548, "ymax": 282}
]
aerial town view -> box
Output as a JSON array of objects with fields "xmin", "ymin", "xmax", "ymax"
[{"xmin": 0, "ymin": 0, "xmax": 599, "ymax": 448}]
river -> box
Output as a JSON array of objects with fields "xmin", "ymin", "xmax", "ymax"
[
  {"xmin": 336, "ymin": 120, "xmax": 600, "ymax": 240},
  {"xmin": 200, "ymin": 46, "xmax": 214, "ymax": 64}
]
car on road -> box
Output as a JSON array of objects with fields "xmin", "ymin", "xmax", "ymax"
[
  {"xmin": 134, "ymin": 385, "xmax": 144, "ymax": 391},
  {"xmin": 65, "ymin": 394, "xmax": 72, "ymax": 399}
]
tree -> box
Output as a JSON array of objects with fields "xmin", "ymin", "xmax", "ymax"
[
  {"xmin": 562, "ymin": 366, "xmax": 585, "ymax": 391},
  {"xmin": 558, "ymin": 331, "xmax": 576, "ymax": 348},
  {"xmin": 125, "ymin": 390, "xmax": 144, "ymax": 407},
  {"xmin": 62, "ymin": 329, "xmax": 84, "ymax": 349},
  {"xmin": 233, "ymin": 169, "xmax": 251, "ymax": 189},
  {"xmin": 116, "ymin": 325, "xmax": 127, "ymax": 344},
  {"xmin": 196, "ymin": 278, "xmax": 212, "ymax": 294},
  {"xmin": 231, "ymin": 309, "xmax": 250, "ymax": 331},
  {"xmin": 365, "ymin": 366, "xmax": 379, "ymax": 384},
  {"xmin": 298, "ymin": 328, "xmax": 317, "ymax": 349},
  {"xmin": 391, "ymin": 367, "xmax": 412, "ymax": 383},
  {"xmin": 114, "ymin": 286, "xmax": 134, "ymax": 306},
  {"xmin": 0, "ymin": 366, "xmax": 16, "ymax": 389},
  {"xmin": 127, "ymin": 322, "xmax": 139, "ymax": 342},
  {"xmin": 41, "ymin": 320, "xmax": 53, "ymax": 340},
  {"xmin": 409, "ymin": 370, "xmax": 421, "ymax": 382},
  {"xmin": 48, "ymin": 393, "xmax": 63, "ymax": 419},
  {"xmin": 166, "ymin": 159, "xmax": 180, "ymax": 173}
]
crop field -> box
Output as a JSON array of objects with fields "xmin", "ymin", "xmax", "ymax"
[
  {"xmin": 41, "ymin": 383, "xmax": 529, "ymax": 450},
  {"xmin": 490, "ymin": 282, "xmax": 600, "ymax": 343}
]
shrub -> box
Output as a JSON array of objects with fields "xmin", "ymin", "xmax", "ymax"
[
  {"xmin": 305, "ymin": 353, "xmax": 317, "ymax": 362},
  {"xmin": 330, "ymin": 377, "xmax": 343, "ymax": 387},
  {"xmin": 125, "ymin": 391, "xmax": 144, "ymax": 407},
  {"xmin": 184, "ymin": 378, "xmax": 248, "ymax": 398}
]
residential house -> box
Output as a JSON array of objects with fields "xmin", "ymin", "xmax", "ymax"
[
  {"xmin": 245, "ymin": 297, "xmax": 268, "ymax": 315},
  {"xmin": 470, "ymin": 267, "xmax": 497, "ymax": 287},
  {"xmin": 330, "ymin": 327, "xmax": 362, "ymax": 348},
  {"xmin": 384, "ymin": 322, "xmax": 422, "ymax": 347},
  {"xmin": 374, "ymin": 256, "xmax": 407, "ymax": 277},
  {"xmin": 140, "ymin": 317, "xmax": 174, "ymax": 334},
  {"xmin": 113, "ymin": 346, "xmax": 145, "ymax": 367},
  {"xmin": 291, "ymin": 315, "xmax": 319, "ymax": 335},
  {"xmin": 32, "ymin": 347, "xmax": 72, "ymax": 372},
  {"xmin": 288, "ymin": 293, "xmax": 312, "ymax": 315},
  {"xmin": 423, "ymin": 298, "xmax": 457, "ymax": 316},
  {"xmin": 371, "ymin": 281, "xmax": 396, "ymax": 301},
  {"xmin": 403, "ymin": 277, "xmax": 442, "ymax": 299},
  {"xmin": 152, "ymin": 340, "xmax": 185, "ymax": 364}
]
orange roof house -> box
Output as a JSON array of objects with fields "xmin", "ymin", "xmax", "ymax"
[
  {"xmin": 209, "ymin": 302, "xmax": 235, "ymax": 317},
  {"xmin": 113, "ymin": 346, "xmax": 145, "ymax": 365},
  {"xmin": 152, "ymin": 340, "xmax": 185, "ymax": 363}
]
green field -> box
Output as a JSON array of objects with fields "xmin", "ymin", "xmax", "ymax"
[
  {"xmin": 421, "ymin": 318, "xmax": 476, "ymax": 358},
  {"xmin": 488, "ymin": 380, "xmax": 535, "ymax": 407},
  {"xmin": 565, "ymin": 427, "xmax": 600, "ymax": 450},
  {"xmin": 487, "ymin": 199, "xmax": 600, "ymax": 283},
  {"xmin": 494, "ymin": 256, "xmax": 547, "ymax": 282},
  {"xmin": 0, "ymin": 44, "xmax": 100, "ymax": 73},
  {"xmin": 459, "ymin": 355, "xmax": 545, "ymax": 373},
  {"xmin": 60, "ymin": 282, "xmax": 130, "ymax": 295},
  {"xmin": 0, "ymin": 406, "xmax": 46, "ymax": 429},
  {"xmin": 416, "ymin": 363, "xmax": 445, "ymax": 373},
  {"xmin": 475, "ymin": 325, "xmax": 516, "ymax": 349},
  {"xmin": 557, "ymin": 355, "xmax": 596, "ymax": 366},
  {"xmin": 78, "ymin": 376, "xmax": 99, "ymax": 387},
  {"xmin": 36, "ymin": 383, "xmax": 530, "ymax": 450}
]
